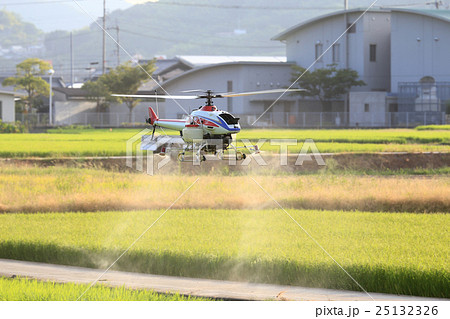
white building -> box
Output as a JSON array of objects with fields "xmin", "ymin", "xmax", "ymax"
[
  {"xmin": 273, "ymin": 8, "xmax": 450, "ymax": 126},
  {"xmin": 391, "ymin": 9, "xmax": 450, "ymax": 91},
  {"xmin": 0, "ymin": 91, "xmax": 17, "ymax": 122},
  {"xmin": 159, "ymin": 61, "xmax": 296, "ymax": 127},
  {"xmin": 273, "ymin": 8, "xmax": 392, "ymax": 93}
]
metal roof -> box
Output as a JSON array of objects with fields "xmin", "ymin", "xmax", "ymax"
[
  {"xmin": 162, "ymin": 61, "xmax": 293, "ymax": 88},
  {"xmin": 389, "ymin": 8, "xmax": 450, "ymax": 22},
  {"xmin": 272, "ymin": 8, "xmax": 450, "ymax": 41},
  {"xmin": 176, "ymin": 56, "xmax": 287, "ymax": 67}
]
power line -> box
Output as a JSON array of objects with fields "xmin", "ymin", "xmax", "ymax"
[
  {"xmin": 0, "ymin": 0, "xmax": 86, "ymax": 5},
  {"xmin": 120, "ymin": 29, "xmax": 283, "ymax": 49},
  {"xmin": 147, "ymin": 1, "xmax": 342, "ymax": 10}
]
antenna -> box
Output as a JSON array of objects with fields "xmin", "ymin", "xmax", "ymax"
[{"xmin": 70, "ymin": 32, "xmax": 74, "ymax": 88}]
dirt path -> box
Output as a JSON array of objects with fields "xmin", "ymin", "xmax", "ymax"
[{"xmin": 1, "ymin": 152, "xmax": 449, "ymax": 174}]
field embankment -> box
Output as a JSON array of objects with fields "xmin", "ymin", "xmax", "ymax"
[
  {"xmin": 0, "ymin": 209, "xmax": 448, "ymax": 298},
  {"xmin": 2, "ymin": 152, "xmax": 450, "ymax": 174}
]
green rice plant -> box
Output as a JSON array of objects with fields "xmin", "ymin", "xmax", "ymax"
[
  {"xmin": 0, "ymin": 209, "xmax": 448, "ymax": 298},
  {"xmin": 238, "ymin": 128, "xmax": 450, "ymax": 144},
  {"xmin": 0, "ymin": 277, "xmax": 208, "ymax": 301},
  {"xmin": 416, "ymin": 125, "xmax": 450, "ymax": 131},
  {"xmin": 0, "ymin": 128, "xmax": 448, "ymax": 158}
]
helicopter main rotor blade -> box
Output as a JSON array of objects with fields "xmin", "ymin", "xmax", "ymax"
[
  {"xmin": 219, "ymin": 88, "xmax": 305, "ymax": 98},
  {"xmin": 180, "ymin": 89, "xmax": 205, "ymax": 93},
  {"xmin": 111, "ymin": 94, "xmax": 199, "ymax": 100}
]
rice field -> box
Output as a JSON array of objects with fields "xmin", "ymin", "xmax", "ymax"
[
  {"xmin": 0, "ymin": 128, "xmax": 448, "ymax": 157},
  {"xmin": 0, "ymin": 128, "xmax": 448, "ymax": 300},
  {"xmin": 0, "ymin": 166, "xmax": 448, "ymax": 213},
  {"xmin": 0, "ymin": 209, "xmax": 448, "ymax": 298},
  {"xmin": 0, "ymin": 277, "xmax": 208, "ymax": 301}
]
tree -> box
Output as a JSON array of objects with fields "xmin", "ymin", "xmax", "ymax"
[
  {"xmin": 82, "ymin": 80, "xmax": 112, "ymax": 114},
  {"xmin": 291, "ymin": 64, "xmax": 365, "ymax": 111},
  {"xmin": 2, "ymin": 58, "xmax": 52, "ymax": 113},
  {"xmin": 101, "ymin": 61, "xmax": 155, "ymax": 123}
]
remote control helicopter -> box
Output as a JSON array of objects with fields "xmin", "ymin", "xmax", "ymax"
[{"xmin": 113, "ymin": 88, "xmax": 303, "ymax": 162}]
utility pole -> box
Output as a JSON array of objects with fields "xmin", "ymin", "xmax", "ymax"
[
  {"xmin": 107, "ymin": 25, "xmax": 120, "ymax": 67},
  {"xmin": 70, "ymin": 32, "xmax": 74, "ymax": 87},
  {"xmin": 116, "ymin": 24, "xmax": 120, "ymax": 66},
  {"xmin": 344, "ymin": 0, "xmax": 349, "ymax": 124},
  {"xmin": 344, "ymin": 0, "xmax": 349, "ymax": 69},
  {"xmin": 102, "ymin": 0, "xmax": 106, "ymax": 74}
]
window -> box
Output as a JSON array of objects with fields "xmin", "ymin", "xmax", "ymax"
[
  {"xmin": 219, "ymin": 113, "xmax": 239, "ymax": 125},
  {"xmin": 315, "ymin": 43, "xmax": 323, "ymax": 61},
  {"xmin": 370, "ymin": 44, "xmax": 377, "ymax": 62},
  {"xmin": 0, "ymin": 101, "xmax": 2, "ymax": 120},
  {"xmin": 364, "ymin": 103, "xmax": 370, "ymax": 112},
  {"xmin": 347, "ymin": 23, "xmax": 356, "ymax": 33},
  {"xmin": 332, "ymin": 43, "xmax": 340, "ymax": 63},
  {"xmin": 388, "ymin": 103, "xmax": 398, "ymax": 112}
]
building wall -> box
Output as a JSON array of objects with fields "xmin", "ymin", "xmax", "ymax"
[
  {"xmin": 161, "ymin": 63, "xmax": 295, "ymax": 118},
  {"xmin": 391, "ymin": 12, "xmax": 450, "ymax": 91},
  {"xmin": 362, "ymin": 12, "xmax": 391, "ymax": 91},
  {"xmin": 54, "ymin": 99, "xmax": 152, "ymax": 126},
  {"xmin": 349, "ymin": 91, "xmax": 387, "ymax": 127},
  {"xmin": 0, "ymin": 93, "xmax": 15, "ymax": 122},
  {"xmin": 284, "ymin": 11, "xmax": 391, "ymax": 92},
  {"xmin": 54, "ymin": 100, "xmax": 97, "ymax": 124}
]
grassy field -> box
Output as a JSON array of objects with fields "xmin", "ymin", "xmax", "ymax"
[
  {"xmin": 0, "ymin": 166, "xmax": 448, "ymax": 213},
  {"xmin": 0, "ymin": 128, "xmax": 448, "ymax": 157},
  {"xmin": 0, "ymin": 277, "xmax": 208, "ymax": 301},
  {"xmin": 0, "ymin": 209, "xmax": 448, "ymax": 298}
]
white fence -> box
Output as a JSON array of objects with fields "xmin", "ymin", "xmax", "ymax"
[
  {"xmin": 16, "ymin": 111, "xmax": 447, "ymax": 128},
  {"xmin": 239, "ymin": 112, "xmax": 446, "ymax": 128}
]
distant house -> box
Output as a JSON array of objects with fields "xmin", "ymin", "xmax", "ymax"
[
  {"xmin": 0, "ymin": 84, "xmax": 26, "ymax": 123},
  {"xmin": 157, "ymin": 61, "xmax": 295, "ymax": 127},
  {"xmin": 53, "ymin": 87, "xmax": 153, "ymax": 126},
  {"xmin": 0, "ymin": 91, "xmax": 17, "ymax": 122}
]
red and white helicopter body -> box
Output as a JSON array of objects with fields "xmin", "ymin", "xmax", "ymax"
[
  {"xmin": 113, "ymin": 88, "xmax": 302, "ymax": 162},
  {"xmin": 148, "ymin": 104, "xmax": 240, "ymax": 136}
]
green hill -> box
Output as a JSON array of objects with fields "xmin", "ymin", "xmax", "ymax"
[
  {"xmin": 0, "ymin": 10, "xmax": 42, "ymax": 48},
  {"xmin": 39, "ymin": 0, "xmax": 344, "ymax": 80}
]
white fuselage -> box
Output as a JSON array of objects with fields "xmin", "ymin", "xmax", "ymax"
[{"xmin": 153, "ymin": 108, "xmax": 241, "ymax": 137}]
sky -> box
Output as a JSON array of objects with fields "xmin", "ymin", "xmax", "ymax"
[
  {"xmin": 0, "ymin": 0, "xmax": 447, "ymax": 32},
  {"xmin": 0, "ymin": 0, "xmax": 137, "ymax": 32}
]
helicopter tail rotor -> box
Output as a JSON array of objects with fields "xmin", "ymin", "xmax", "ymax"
[{"xmin": 147, "ymin": 107, "xmax": 159, "ymax": 125}]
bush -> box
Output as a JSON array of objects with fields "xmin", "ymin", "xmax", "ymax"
[
  {"xmin": 0, "ymin": 120, "xmax": 26, "ymax": 133},
  {"xmin": 47, "ymin": 125, "xmax": 92, "ymax": 133}
]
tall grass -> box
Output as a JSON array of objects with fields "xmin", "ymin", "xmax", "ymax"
[
  {"xmin": 0, "ymin": 277, "xmax": 208, "ymax": 301},
  {"xmin": 0, "ymin": 166, "xmax": 448, "ymax": 213},
  {"xmin": 0, "ymin": 209, "xmax": 448, "ymax": 298}
]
